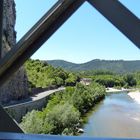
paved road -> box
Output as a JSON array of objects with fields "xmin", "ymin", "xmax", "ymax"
[
  {"xmin": 4, "ymin": 87, "xmax": 65, "ymax": 107},
  {"xmin": 30, "ymin": 87, "xmax": 65, "ymax": 101}
]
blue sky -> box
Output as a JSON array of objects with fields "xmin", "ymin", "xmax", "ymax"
[{"xmin": 15, "ymin": 0, "xmax": 140, "ymax": 63}]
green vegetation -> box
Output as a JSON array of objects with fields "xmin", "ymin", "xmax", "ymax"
[
  {"xmin": 93, "ymin": 74, "xmax": 137, "ymax": 88},
  {"xmin": 79, "ymin": 70, "xmax": 115, "ymax": 76},
  {"xmin": 20, "ymin": 83, "xmax": 105, "ymax": 135},
  {"xmin": 79, "ymin": 70, "xmax": 137, "ymax": 88},
  {"xmin": 22, "ymin": 59, "xmax": 140, "ymax": 136},
  {"xmin": 123, "ymin": 74, "xmax": 137, "ymax": 88},
  {"xmin": 25, "ymin": 59, "xmax": 139, "ymax": 89},
  {"xmin": 25, "ymin": 59, "xmax": 79, "ymax": 88},
  {"xmin": 47, "ymin": 59, "xmax": 140, "ymax": 73},
  {"xmin": 93, "ymin": 75, "xmax": 125, "ymax": 88},
  {"xmin": 134, "ymin": 72, "xmax": 140, "ymax": 88}
]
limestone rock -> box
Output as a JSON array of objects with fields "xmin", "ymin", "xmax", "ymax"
[{"xmin": 0, "ymin": 0, "xmax": 29, "ymax": 104}]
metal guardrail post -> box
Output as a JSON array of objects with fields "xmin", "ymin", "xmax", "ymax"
[
  {"xmin": 88, "ymin": 0, "xmax": 140, "ymax": 49},
  {"xmin": 0, "ymin": 0, "xmax": 4, "ymax": 58}
]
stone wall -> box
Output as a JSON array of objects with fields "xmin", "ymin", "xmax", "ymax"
[
  {"xmin": 4, "ymin": 88, "xmax": 64, "ymax": 123},
  {"xmin": 5, "ymin": 96, "xmax": 49, "ymax": 123},
  {"xmin": 0, "ymin": 0, "xmax": 29, "ymax": 104}
]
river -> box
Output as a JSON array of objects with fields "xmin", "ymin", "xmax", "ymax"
[{"xmin": 81, "ymin": 92, "xmax": 140, "ymax": 138}]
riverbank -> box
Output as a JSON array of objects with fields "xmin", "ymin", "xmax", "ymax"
[
  {"xmin": 81, "ymin": 91, "xmax": 140, "ymax": 138},
  {"xmin": 20, "ymin": 83, "xmax": 105, "ymax": 135},
  {"xmin": 106, "ymin": 87, "xmax": 129, "ymax": 93},
  {"xmin": 128, "ymin": 90, "xmax": 140, "ymax": 104},
  {"xmin": 106, "ymin": 88, "xmax": 140, "ymax": 104}
]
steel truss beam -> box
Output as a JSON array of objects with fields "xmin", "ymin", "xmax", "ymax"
[
  {"xmin": 88, "ymin": 0, "xmax": 140, "ymax": 49},
  {"xmin": 0, "ymin": 0, "xmax": 3, "ymax": 58},
  {"xmin": 0, "ymin": 106, "xmax": 23, "ymax": 132},
  {"xmin": 0, "ymin": 0, "xmax": 85, "ymax": 86}
]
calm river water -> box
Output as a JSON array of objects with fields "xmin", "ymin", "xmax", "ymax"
[{"xmin": 81, "ymin": 92, "xmax": 140, "ymax": 138}]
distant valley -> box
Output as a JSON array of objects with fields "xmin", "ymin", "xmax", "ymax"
[{"xmin": 47, "ymin": 59, "xmax": 140, "ymax": 73}]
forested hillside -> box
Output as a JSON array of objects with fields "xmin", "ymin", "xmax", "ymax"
[
  {"xmin": 25, "ymin": 59, "xmax": 140, "ymax": 89},
  {"xmin": 47, "ymin": 59, "xmax": 140, "ymax": 73},
  {"xmin": 24, "ymin": 59, "xmax": 79, "ymax": 89}
]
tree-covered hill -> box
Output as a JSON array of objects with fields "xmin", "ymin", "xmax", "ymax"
[
  {"xmin": 47, "ymin": 59, "xmax": 140, "ymax": 73},
  {"xmin": 24, "ymin": 59, "xmax": 79, "ymax": 89},
  {"xmin": 43, "ymin": 60, "xmax": 77, "ymax": 70}
]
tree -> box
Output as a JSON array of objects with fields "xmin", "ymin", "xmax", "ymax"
[
  {"xmin": 123, "ymin": 74, "xmax": 136, "ymax": 87},
  {"xmin": 24, "ymin": 59, "xmax": 71, "ymax": 88},
  {"xmin": 65, "ymin": 73, "xmax": 78, "ymax": 86},
  {"xmin": 55, "ymin": 77, "xmax": 64, "ymax": 86},
  {"xmin": 43, "ymin": 103, "xmax": 80, "ymax": 134},
  {"xmin": 20, "ymin": 110, "xmax": 44, "ymax": 134}
]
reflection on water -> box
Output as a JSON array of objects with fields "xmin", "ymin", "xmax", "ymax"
[{"xmin": 81, "ymin": 92, "xmax": 140, "ymax": 138}]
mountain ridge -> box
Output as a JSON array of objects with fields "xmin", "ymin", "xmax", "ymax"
[{"xmin": 46, "ymin": 59, "xmax": 140, "ymax": 73}]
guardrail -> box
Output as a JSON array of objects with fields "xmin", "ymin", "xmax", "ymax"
[
  {"xmin": 4, "ymin": 87, "xmax": 65, "ymax": 122},
  {"xmin": 0, "ymin": 132, "xmax": 140, "ymax": 140}
]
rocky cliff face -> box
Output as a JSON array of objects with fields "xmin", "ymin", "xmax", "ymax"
[{"xmin": 0, "ymin": 0, "xmax": 29, "ymax": 104}]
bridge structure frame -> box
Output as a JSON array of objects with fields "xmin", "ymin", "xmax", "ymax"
[
  {"xmin": 0, "ymin": 0, "xmax": 3, "ymax": 58},
  {"xmin": 0, "ymin": 0, "xmax": 140, "ymax": 138}
]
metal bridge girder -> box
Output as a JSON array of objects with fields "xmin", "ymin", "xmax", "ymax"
[
  {"xmin": 0, "ymin": 0, "xmax": 3, "ymax": 58},
  {"xmin": 0, "ymin": 0, "xmax": 85, "ymax": 86},
  {"xmin": 88, "ymin": 0, "xmax": 140, "ymax": 48}
]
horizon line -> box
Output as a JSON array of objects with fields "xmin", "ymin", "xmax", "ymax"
[{"xmin": 31, "ymin": 58, "xmax": 140, "ymax": 64}]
